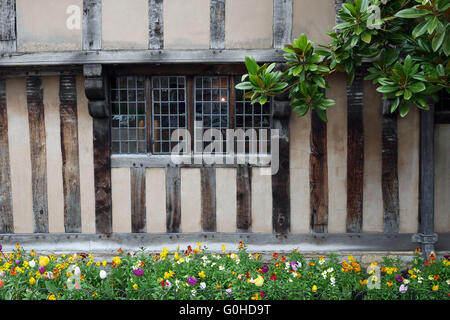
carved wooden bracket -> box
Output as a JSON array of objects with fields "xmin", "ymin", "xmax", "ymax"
[{"xmin": 83, "ymin": 64, "xmax": 109, "ymax": 119}]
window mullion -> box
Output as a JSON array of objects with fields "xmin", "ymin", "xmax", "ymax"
[
  {"xmin": 187, "ymin": 76, "xmax": 195, "ymax": 153},
  {"xmin": 146, "ymin": 76, "xmax": 152, "ymax": 154}
]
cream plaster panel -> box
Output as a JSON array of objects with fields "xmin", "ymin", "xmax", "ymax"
[
  {"xmin": 216, "ymin": 168, "xmax": 237, "ymax": 233},
  {"xmin": 6, "ymin": 78, "xmax": 33, "ymax": 233},
  {"xmin": 290, "ymin": 109, "xmax": 311, "ymax": 233},
  {"xmin": 435, "ymin": 124, "xmax": 450, "ymax": 233},
  {"xmin": 362, "ymin": 81, "xmax": 383, "ymax": 233},
  {"xmin": 164, "ymin": 0, "xmax": 210, "ymax": 49},
  {"xmin": 292, "ymin": 0, "xmax": 335, "ymax": 45},
  {"xmin": 326, "ymin": 73, "xmax": 348, "ymax": 233},
  {"xmin": 102, "ymin": 0, "xmax": 149, "ymax": 50},
  {"xmin": 16, "ymin": 0, "xmax": 82, "ymax": 52},
  {"xmin": 111, "ymin": 168, "xmax": 132, "ymax": 233},
  {"xmin": 225, "ymin": 0, "xmax": 273, "ymax": 49},
  {"xmin": 251, "ymin": 167, "xmax": 272, "ymax": 233},
  {"xmin": 76, "ymin": 76, "xmax": 96, "ymax": 234},
  {"xmin": 398, "ymin": 107, "xmax": 419, "ymax": 233},
  {"xmin": 180, "ymin": 168, "xmax": 202, "ymax": 232},
  {"xmin": 43, "ymin": 76, "xmax": 65, "ymax": 233},
  {"xmin": 146, "ymin": 168, "xmax": 167, "ymax": 233}
]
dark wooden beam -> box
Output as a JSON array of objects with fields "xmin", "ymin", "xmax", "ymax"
[
  {"xmin": 310, "ymin": 111, "xmax": 328, "ymax": 233},
  {"xmin": 166, "ymin": 166, "xmax": 181, "ymax": 233},
  {"xmin": 236, "ymin": 165, "xmax": 252, "ymax": 232},
  {"xmin": 59, "ymin": 75, "xmax": 82, "ymax": 233},
  {"xmin": 149, "ymin": 0, "xmax": 164, "ymax": 50},
  {"xmin": 131, "ymin": 167, "xmax": 146, "ymax": 233},
  {"xmin": 0, "ymin": 76, "xmax": 13, "ymax": 233},
  {"xmin": 26, "ymin": 76, "xmax": 49, "ymax": 233},
  {"xmin": 346, "ymin": 67, "xmax": 365, "ymax": 233},
  {"xmin": 381, "ymin": 99, "xmax": 400, "ymax": 233},
  {"xmin": 0, "ymin": 0, "xmax": 16, "ymax": 53},
  {"xmin": 201, "ymin": 166, "xmax": 216, "ymax": 232},
  {"xmin": 210, "ymin": 0, "xmax": 225, "ymax": 50},
  {"xmin": 272, "ymin": 92, "xmax": 291, "ymax": 234},
  {"xmin": 84, "ymin": 64, "xmax": 112, "ymax": 234},
  {"xmin": 82, "ymin": 0, "xmax": 102, "ymax": 51},
  {"xmin": 417, "ymin": 101, "xmax": 436, "ymax": 257}
]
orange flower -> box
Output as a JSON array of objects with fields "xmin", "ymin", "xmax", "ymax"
[
  {"xmin": 0, "ymin": 280, "xmax": 4, "ymax": 288},
  {"xmin": 414, "ymin": 248, "xmax": 421, "ymax": 254},
  {"xmin": 273, "ymin": 253, "xmax": 278, "ymax": 260},
  {"xmin": 386, "ymin": 281, "xmax": 393, "ymax": 287},
  {"xmin": 117, "ymin": 248, "xmax": 123, "ymax": 254},
  {"xmin": 10, "ymin": 268, "xmax": 17, "ymax": 276},
  {"xmin": 434, "ymin": 275, "xmax": 440, "ymax": 281},
  {"xmin": 360, "ymin": 279, "xmax": 368, "ymax": 285}
]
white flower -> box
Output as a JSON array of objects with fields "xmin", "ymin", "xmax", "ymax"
[
  {"xmin": 322, "ymin": 271, "xmax": 327, "ymax": 279},
  {"xmin": 191, "ymin": 289, "xmax": 196, "ymax": 296},
  {"xmin": 403, "ymin": 279, "xmax": 410, "ymax": 285},
  {"xmin": 74, "ymin": 266, "xmax": 81, "ymax": 276},
  {"xmin": 165, "ymin": 280, "xmax": 172, "ymax": 288},
  {"xmin": 289, "ymin": 279, "xmax": 293, "ymax": 283},
  {"xmin": 201, "ymin": 256, "xmax": 208, "ymax": 261},
  {"xmin": 446, "ymin": 280, "xmax": 450, "ymax": 285},
  {"xmin": 327, "ymin": 268, "xmax": 334, "ymax": 273},
  {"xmin": 211, "ymin": 262, "xmax": 216, "ymax": 267},
  {"xmin": 318, "ymin": 259, "xmax": 325, "ymax": 265},
  {"xmin": 99, "ymin": 270, "xmax": 107, "ymax": 279},
  {"xmin": 219, "ymin": 265, "xmax": 225, "ymax": 271},
  {"xmin": 200, "ymin": 282, "xmax": 206, "ymax": 290},
  {"xmin": 29, "ymin": 260, "xmax": 36, "ymax": 268},
  {"xmin": 330, "ymin": 277, "xmax": 336, "ymax": 286},
  {"xmin": 175, "ymin": 279, "xmax": 180, "ymax": 288}
]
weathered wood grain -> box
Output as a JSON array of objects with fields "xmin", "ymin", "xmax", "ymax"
[
  {"xmin": 59, "ymin": 75, "xmax": 82, "ymax": 233},
  {"xmin": 381, "ymin": 99, "xmax": 399, "ymax": 233},
  {"xmin": 273, "ymin": 0, "xmax": 293, "ymax": 48},
  {"xmin": 84, "ymin": 64, "xmax": 112, "ymax": 234},
  {"xmin": 166, "ymin": 166, "xmax": 181, "ymax": 233},
  {"xmin": 83, "ymin": 0, "xmax": 102, "ymax": 50},
  {"xmin": 346, "ymin": 67, "xmax": 364, "ymax": 233},
  {"xmin": 310, "ymin": 111, "xmax": 328, "ymax": 233},
  {"xmin": 210, "ymin": 0, "xmax": 225, "ymax": 50},
  {"xmin": 272, "ymin": 92, "xmax": 291, "ymax": 234},
  {"xmin": 201, "ymin": 167, "xmax": 216, "ymax": 232},
  {"xmin": 0, "ymin": 77, "xmax": 13, "ymax": 233},
  {"xmin": 419, "ymin": 101, "xmax": 435, "ymax": 255},
  {"xmin": 26, "ymin": 76, "xmax": 49, "ymax": 233},
  {"xmin": 131, "ymin": 167, "xmax": 146, "ymax": 233},
  {"xmin": 236, "ymin": 165, "xmax": 252, "ymax": 232},
  {"xmin": 149, "ymin": 0, "xmax": 164, "ymax": 49},
  {"xmin": 0, "ymin": 0, "xmax": 16, "ymax": 53}
]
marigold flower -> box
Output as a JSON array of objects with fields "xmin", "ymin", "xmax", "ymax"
[
  {"xmin": 360, "ymin": 279, "xmax": 368, "ymax": 285},
  {"xmin": 434, "ymin": 275, "xmax": 440, "ymax": 280},
  {"xmin": 112, "ymin": 257, "xmax": 121, "ymax": 266}
]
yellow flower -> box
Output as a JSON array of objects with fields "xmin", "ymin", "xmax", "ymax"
[
  {"xmin": 29, "ymin": 277, "xmax": 36, "ymax": 285},
  {"xmin": 254, "ymin": 253, "xmax": 260, "ymax": 259},
  {"xmin": 347, "ymin": 255, "xmax": 354, "ymax": 262},
  {"xmin": 432, "ymin": 285, "xmax": 439, "ymax": 291},
  {"xmin": 39, "ymin": 256, "xmax": 49, "ymax": 267},
  {"xmin": 386, "ymin": 281, "xmax": 393, "ymax": 287},
  {"xmin": 174, "ymin": 252, "xmax": 180, "ymax": 261},
  {"xmin": 360, "ymin": 279, "xmax": 368, "ymax": 285},
  {"xmin": 61, "ymin": 254, "xmax": 66, "ymax": 258},
  {"xmin": 30, "ymin": 250, "xmax": 36, "ymax": 257},
  {"xmin": 410, "ymin": 274, "xmax": 417, "ymax": 279},
  {"xmin": 196, "ymin": 242, "xmax": 202, "ymax": 248},
  {"xmin": 102, "ymin": 260, "xmax": 107, "ymax": 267},
  {"xmin": 408, "ymin": 269, "xmax": 414, "ymax": 275},
  {"xmin": 47, "ymin": 294, "xmax": 56, "ymax": 300},
  {"xmin": 221, "ymin": 245, "xmax": 226, "ymax": 253},
  {"xmin": 312, "ymin": 285, "xmax": 318, "ymax": 292},
  {"xmin": 133, "ymin": 283, "xmax": 138, "ymax": 290},
  {"xmin": 254, "ymin": 276, "xmax": 264, "ymax": 287},
  {"xmin": 251, "ymin": 293, "xmax": 260, "ymax": 300},
  {"xmin": 112, "ymin": 257, "xmax": 121, "ymax": 265},
  {"xmin": 95, "ymin": 262, "xmax": 101, "ymax": 267},
  {"xmin": 198, "ymin": 270, "xmax": 206, "ymax": 278}
]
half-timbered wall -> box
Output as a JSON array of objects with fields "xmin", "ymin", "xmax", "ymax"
[{"xmin": 0, "ymin": 0, "xmax": 448, "ymax": 252}]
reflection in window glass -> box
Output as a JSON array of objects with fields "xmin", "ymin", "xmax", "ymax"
[{"xmin": 111, "ymin": 76, "xmax": 146, "ymax": 154}]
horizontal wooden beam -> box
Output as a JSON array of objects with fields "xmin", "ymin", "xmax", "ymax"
[
  {"xmin": 0, "ymin": 233, "xmax": 449, "ymax": 252},
  {"xmin": 0, "ymin": 49, "xmax": 285, "ymax": 67},
  {"xmin": 111, "ymin": 154, "xmax": 273, "ymax": 168}
]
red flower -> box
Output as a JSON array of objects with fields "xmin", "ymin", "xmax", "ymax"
[
  {"xmin": 260, "ymin": 291, "xmax": 265, "ymax": 298},
  {"xmin": 118, "ymin": 248, "xmax": 123, "ymax": 254},
  {"xmin": 444, "ymin": 255, "xmax": 450, "ymax": 261},
  {"xmin": 273, "ymin": 253, "xmax": 278, "ymax": 260},
  {"xmin": 270, "ymin": 273, "xmax": 277, "ymax": 281},
  {"xmin": 140, "ymin": 261, "xmax": 145, "ymax": 266},
  {"xmin": 161, "ymin": 280, "xmax": 166, "ymax": 287}
]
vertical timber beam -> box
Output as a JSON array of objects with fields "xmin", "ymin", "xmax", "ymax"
[
  {"xmin": 131, "ymin": 167, "xmax": 146, "ymax": 233},
  {"xmin": 210, "ymin": 0, "xmax": 225, "ymax": 50},
  {"xmin": 236, "ymin": 165, "xmax": 252, "ymax": 232},
  {"xmin": 166, "ymin": 166, "xmax": 181, "ymax": 233},
  {"xmin": 346, "ymin": 66, "xmax": 365, "ymax": 233},
  {"xmin": 201, "ymin": 166, "xmax": 216, "ymax": 232},
  {"xmin": 272, "ymin": 90, "xmax": 291, "ymax": 234},
  {"xmin": 310, "ymin": 109, "xmax": 328, "ymax": 233},
  {"xmin": 149, "ymin": 0, "xmax": 164, "ymax": 50},
  {"xmin": 273, "ymin": 0, "xmax": 292, "ymax": 49},
  {"xmin": 0, "ymin": 77, "xmax": 13, "ymax": 233},
  {"xmin": 382, "ymin": 99, "xmax": 400, "ymax": 233},
  {"xmin": 26, "ymin": 76, "xmax": 49, "ymax": 233},
  {"xmin": 413, "ymin": 101, "xmax": 437, "ymax": 258},
  {"xmin": 0, "ymin": 0, "xmax": 16, "ymax": 53},
  {"xmin": 59, "ymin": 75, "xmax": 82, "ymax": 233},
  {"xmin": 84, "ymin": 64, "xmax": 112, "ymax": 234},
  {"xmin": 83, "ymin": 0, "xmax": 102, "ymax": 51}
]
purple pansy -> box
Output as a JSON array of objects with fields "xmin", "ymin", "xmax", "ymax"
[
  {"xmin": 38, "ymin": 266, "xmax": 45, "ymax": 274},
  {"xmin": 187, "ymin": 277, "xmax": 197, "ymax": 286},
  {"xmin": 261, "ymin": 265, "xmax": 269, "ymax": 274}
]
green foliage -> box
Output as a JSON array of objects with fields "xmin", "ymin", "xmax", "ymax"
[{"xmin": 237, "ymin": 0, "xmax": 450, "ymax": 120}]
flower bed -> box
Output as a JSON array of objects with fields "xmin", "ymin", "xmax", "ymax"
[{"xmin": 0, "ymin": 242, "xmax": 448, "ymax": 300}]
